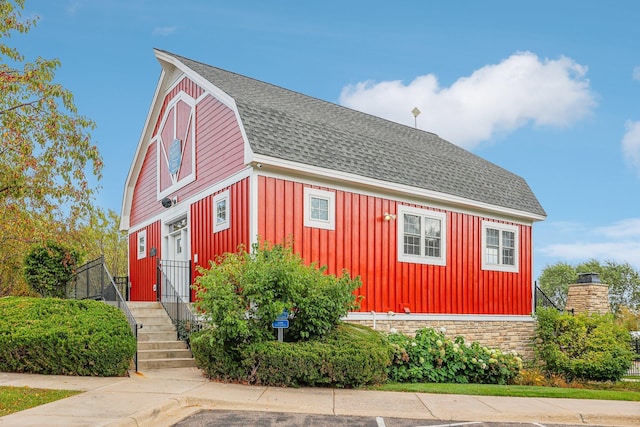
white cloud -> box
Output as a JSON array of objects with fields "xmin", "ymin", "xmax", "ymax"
[
  {"xmin": 622, "ymin": 120, "xmax": 640, "ymax": 175},
  {"xmin": 339, "ymin": 51, "xmax": 596, "ymax": 149},
  {"xmin": 596, "ymin": 218, "xmax": 640, "ymax": 238},
  {"xmin": 539, "ymin": 218, "xmax": 640, "ymax": 270},
  {"xmin": 633, "ymin": 66, "xmax": 640, "ymax": 81},
  {"xmin": 152, "ymin": 26, "xmax": 177, "ymax": 36}
]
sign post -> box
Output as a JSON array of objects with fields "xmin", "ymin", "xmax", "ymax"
[{"xmin": 272, "ymin": 310, "xmax": 289, "ymax": 342}]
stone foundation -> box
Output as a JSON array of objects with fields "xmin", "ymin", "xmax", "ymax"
[{"xmin": 347, "ymin": 316, "xmax": 536, "ymax": 360}]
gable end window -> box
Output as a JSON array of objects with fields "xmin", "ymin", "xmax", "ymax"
[
  {"xmin": 213, "ymin": 190, "xmax": 231, "ymax": 232},
  {"xmin": 303, "ymin": 187, "xmax": 335, "ymax": 230},
  {"xmin": 397, "ymin": 205, "xmax": 447, "ymax": 266},
  {"xmin": 481, "ymin": 221, "xmax": 519, "ymax": 273},
  {"xmin": 137, "ymin": 229, "xmax": 147, "ymax": 260}
]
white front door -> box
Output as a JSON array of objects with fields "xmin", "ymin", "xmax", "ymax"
[{"xmin": 165, "ymin": 217, "xmax": 190, "ymax": 301}]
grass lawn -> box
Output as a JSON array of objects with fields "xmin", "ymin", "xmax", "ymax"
[
  {"xmin": 373, "ymin": 381, "xmax": 640, "ymax": 401},
  {"xmin": 0, "ymin": 386, "xmax": 81, "ymax": 416}
]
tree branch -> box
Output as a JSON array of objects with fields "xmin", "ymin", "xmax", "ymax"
[{"xmin": 0, "ymin": 98, "xmax": 42, "ymax": 115}]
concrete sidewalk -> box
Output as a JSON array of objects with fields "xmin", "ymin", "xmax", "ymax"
[{"xmin": 1, "ymin": 368, "xmax": 639, "ymax": 426}]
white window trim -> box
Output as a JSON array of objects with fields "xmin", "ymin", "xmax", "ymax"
[
  {"xmin": 156, "ymin": 91, "xmax": 197, "ymax": 200},
  {"xmin": 137, "ymin": 229, "xmax": 147, "ymax": 260},
  {"xmin": 481, "ymin": 220, "xmax": 519, "ymax": 273},
  {"xmin": 397, "ymin": 205, "xmax": 447, "ymax": 266},
  {"xmin": 303, "ymin": 187, "xmax": 335, "ymax": 230},
  {"xmin": 213, "ymin": 189, "xmax": 231, "ymax": 233}
]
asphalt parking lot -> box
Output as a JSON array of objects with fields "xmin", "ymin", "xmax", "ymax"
[{"xmin": 173, "ymin": 410, "xmax": 597, "ymax": 427}]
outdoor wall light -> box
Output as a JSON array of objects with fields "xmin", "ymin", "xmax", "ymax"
[
  {"xmin": 161, "ymin": 197, "xmax": 173, "ymax": 208},
  {"xmin": 383, "ymin": 213, "xmax": 397, "ymax": 221}
]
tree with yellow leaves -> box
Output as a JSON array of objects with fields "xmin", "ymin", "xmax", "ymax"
[{"xmin": 0, "ymin": 0, "xmax": 103, "ymax": 295}]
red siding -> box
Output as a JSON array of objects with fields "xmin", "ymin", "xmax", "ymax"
[
  {"xmin": 189, "ymin": 178, "xmax": 251, "ymax": 300},
  {"xmin": 129, "ymin": 76, "xmax": 245, "ymax": 229},
  {"xmin": 257, "ymin": 176, "xmax": 533, "ymax": 315},
  {"xmin": 128, "ymin": 221, "xmax": 161, "ymax": 301}
]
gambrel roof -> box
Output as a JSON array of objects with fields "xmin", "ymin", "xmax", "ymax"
[
  {"xmin": 162, "ymin": 50, "xmax": 545, "ymax": 219},
  {"xmin": 122, "ymin": 49, "xmax": 545, "ymax": 228}
]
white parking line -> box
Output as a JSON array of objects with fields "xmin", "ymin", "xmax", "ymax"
[
  {"xmin": 376, "ymin": 416, "xmax": 386, "ymax": 427},
  {"xmin": 414, "ymin": 422, "xmax": 483, "ymax": 427}
]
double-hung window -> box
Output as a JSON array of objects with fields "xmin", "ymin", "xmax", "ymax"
[
  {"xmin": 397, "ymin": 205, "xmax": 446, "ymax": 266},
  {"xmin": 304, "ymin": 187, "xmax": 335, "ymax": 230},
  {"xmin": 213, "ymin": 190, "xmax": 230, "ymax": 232},
  {"xmin": 481, "ymin": 221, "xmax": 518, "ymax": 272},
  {"xmin": 137, "ymin": 229, "xmax": 147, "ymax": 260}
]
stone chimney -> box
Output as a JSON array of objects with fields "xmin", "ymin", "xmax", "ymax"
[{"xmin": 565, "ymin": 272, "xmax": 610, "ymax": 314}]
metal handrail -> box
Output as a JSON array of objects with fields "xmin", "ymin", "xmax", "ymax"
[
  {"xmin": 69, "ymin": 256, "xmax": 140, "ymax": 371},
  {"xmin": 157, "ymin": 259, "xmax": 203, "ymax": 346},
  {"xmin": 534, "ymin": 284, "xmax": 562, "ymax": 312}
]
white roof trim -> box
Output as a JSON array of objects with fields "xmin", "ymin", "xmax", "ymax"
[
  {"xmin": 249, "ymin": 154, "xmax": 547, "ymax": 223},
  {"xmin": 120, "ymin": 50, "xmax": 253, "ymax": 230}
]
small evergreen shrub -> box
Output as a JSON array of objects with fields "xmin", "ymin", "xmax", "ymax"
[
  {"xmin": 191, "ymin": 323, "xmax": 392, "ymax": 388},
  {"xmin": 23, "ymin": 241, "xmax": 80, "ymax": 298},
  {"xmin": 190, "ymin": 328, "xmax": 247, "ymax": 381},
  {"xmin": 243, "ymin": 323, "xmax": 392, "ymax": 387},
  {"xmin": 0, "ymin": 297, "xmax": 136, "ymax": 376},
  {"xmin": 387, "ymin": 328, "xmax": 523, "ymax": 385},
  {"xmin": 534, "ymin": 308, "xmax": 634, "ymax": 382}
]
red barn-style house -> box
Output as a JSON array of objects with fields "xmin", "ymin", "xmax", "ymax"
[{"xmin": 121, "ymin": 50, "xmax": 546, "ymax": 354}]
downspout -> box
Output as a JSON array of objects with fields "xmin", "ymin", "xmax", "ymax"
[{"xmin": 371, "ymin": 311, "xmax": 376, "ymax": 330}]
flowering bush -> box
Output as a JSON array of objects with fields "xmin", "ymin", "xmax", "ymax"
[{"xmin": 387, "ymin": 328, "xmax": 522, "ymax": 384}]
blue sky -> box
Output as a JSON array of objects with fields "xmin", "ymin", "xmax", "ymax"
[{"xmin": 12, "ymin": 1, "xmax": 640, "ymax": 280}]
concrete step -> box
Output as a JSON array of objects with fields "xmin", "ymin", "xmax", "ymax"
[
  {"xmin": 127, "ymin": 302, "xmax": 163, "ymax": 309},
  {"xmin": 134, "ymin": 315, "xmax": 174, "ymax": 326},
  {"xmin": 138, "ymin": 340, "xmax": 188, "ymax": 351},
  {"xmin": 138, "ymin": 331, "xmax": 178, "ymax": 342},
  {"xmin": 137, "ymin": 358, "xmax": 197, "ymax": 370},
  {"xmin": 138, "ymin": 348, "xmax": 193, "ymax": 360},
  {"xmin": 139, "ymin": 323, "xmax": 176, "ymax": 333}
]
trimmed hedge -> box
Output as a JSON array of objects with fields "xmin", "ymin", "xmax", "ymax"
[
  {"xmin": 0, "ymin": 297, "xmax": 136, "ymax": 376},
  {"xmin": 191, "ymin": 323, "xmax": 392, "ymax": 387}
]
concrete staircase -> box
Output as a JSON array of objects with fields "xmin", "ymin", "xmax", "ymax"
[{"xmin": 127, "ymin": 302, "xmax": 196, "ymax": 370}]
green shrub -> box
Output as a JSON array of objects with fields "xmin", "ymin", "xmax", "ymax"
[
  {"xmin": 387, "ymin": 328, "xmax": 523, "ymax": 385},
  {"xmin": 0, "ymin": 297, "xmax": 136, "ymax": 376},
  {"xmin": 190, "ymin": 328, "xmax": 247, "ymax": 381},
  {"xmin": 194, "ymin": 243, "xmax": 362, "ymax": 347},
  {"xmin": 192, "ymin": 323, "xmax": 392, "ymax": 388},
  {"xmin": 244, "ymin": 324, "xmax": 392, "ymax": 387},
  {"xmin": 534, "ymin": 308, "xmax": 634, "ymax": 382},
  {"xmin": 23, "ymin": 241, "xmax": 80, "ymax": 298}
]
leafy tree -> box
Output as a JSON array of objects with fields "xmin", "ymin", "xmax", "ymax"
[
  {"xmin": 24, "ymin": 241, "xmax": 79, "ymax": 298},
  {"xmin": 538, "ymin": 261, "xmax": 576, "ymax": 308},
  {"xmin": 1, "ymin": 0, "xmax": 102, "ymax": 211},
  {"xmin": 69, "ymin": 208, "xmax": 128, "ymax": 277},
  {"xmin": 538, "ymin": 259, "xmax": 640, "ymax": 313},
  {"xmin": 0, "ymin": 0, "xmax": 103, "ymax": 295}
]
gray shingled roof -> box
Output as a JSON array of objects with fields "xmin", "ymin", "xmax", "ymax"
[{"xmin": 162, "ymin": 50, "xmax": 546, "ymax": 218}]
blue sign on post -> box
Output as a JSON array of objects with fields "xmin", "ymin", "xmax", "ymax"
[
  {"xmin": 272, "ymin": 310, "xmax": 289, "ymax": 329},
  {"xmin": 272, "ymin": 310, "xmax": 289, "ymax": 342}
]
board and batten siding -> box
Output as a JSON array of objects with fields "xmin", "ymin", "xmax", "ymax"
[
  {"xmin": 190, "ymin": 177, "xmax": 251, "ymax": 300},
  {"xmin": 257, "ymin": 175, "xmax": 533, "ymax": 315},
  {"xmin": 128, "ymin": 221, "xmax": 162, "ymax": 302}
]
